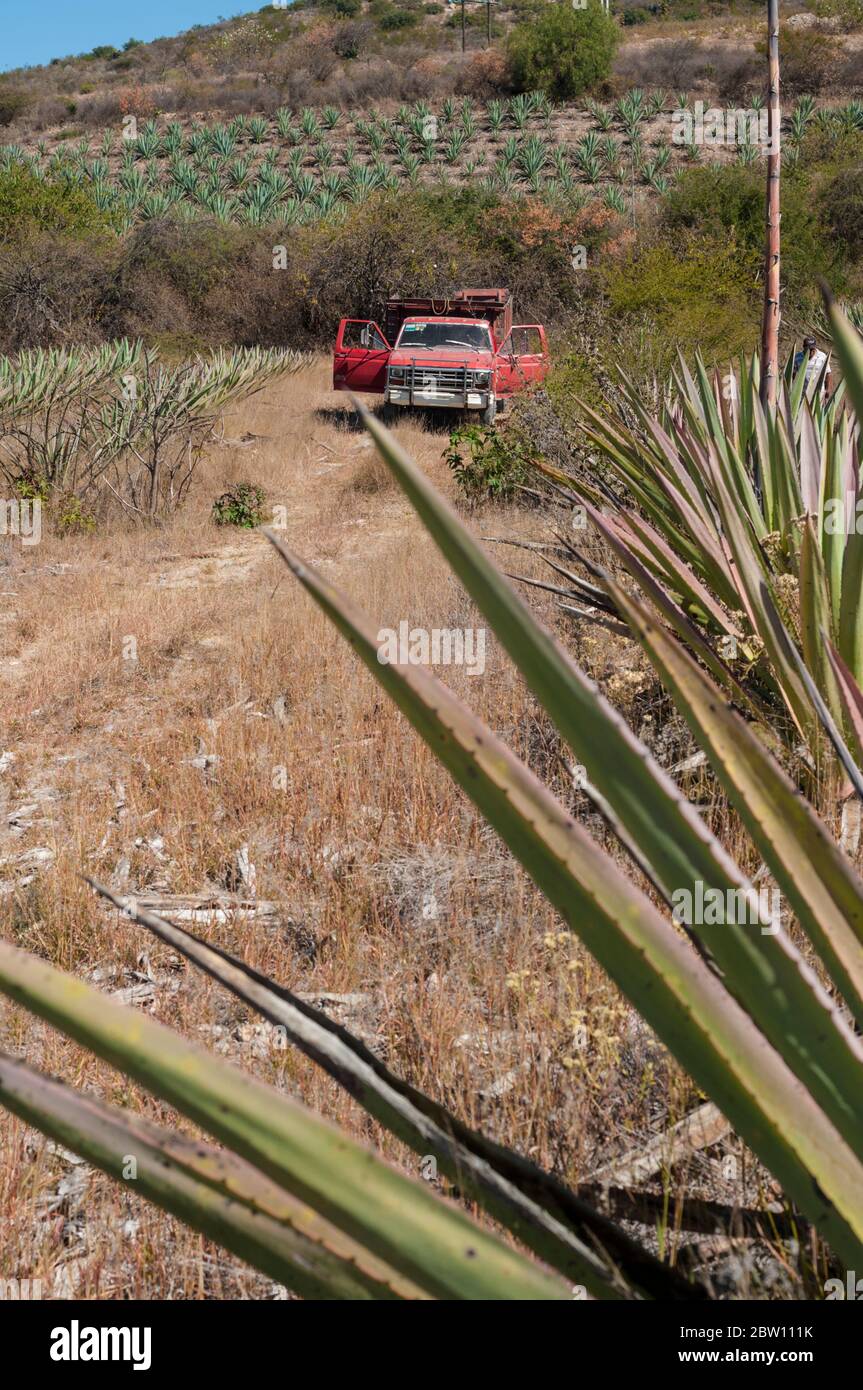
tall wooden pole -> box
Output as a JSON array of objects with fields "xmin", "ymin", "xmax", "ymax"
[
  {"xmin": 486, "ymin": 0, "xmax": 491, "ymax": 47},
  {"xmin": 461, "ymin": 0, "xmax": 466, "ymax": 52},
  {"xmin": 760, "ymin": 0, "xmax": 781, "ymax": 409}
]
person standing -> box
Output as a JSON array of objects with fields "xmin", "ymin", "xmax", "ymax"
[{"xmin": 793, "ymin": 336, "xmax": 833, "ymax": 398}]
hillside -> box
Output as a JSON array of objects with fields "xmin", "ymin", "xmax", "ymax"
[{"xmin": 1, "ymin": 0, "xmax": 862, "ymax": 134}]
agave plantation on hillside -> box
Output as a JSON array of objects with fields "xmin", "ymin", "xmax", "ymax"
[{"xmin": 3, "ymin": 91, "xmax": 862, "ymax": 228}]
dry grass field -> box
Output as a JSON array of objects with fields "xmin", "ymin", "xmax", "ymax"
[{"xmin": 1, "ymin": 358, "xmax": 793, "ymax": 1299}]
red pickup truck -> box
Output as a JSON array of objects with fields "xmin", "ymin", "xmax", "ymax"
[{"xmin": 333, "ymin": 288, "xmax": 549, "ymax": 425}]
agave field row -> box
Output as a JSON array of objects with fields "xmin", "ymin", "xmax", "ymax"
[
  {"xmin": 0, "ymin": 341, "xmax": 310, "ymax": 518},
  {"xmin": 4, "ymin": 91, "xmax": 859, "ymax": 228}
]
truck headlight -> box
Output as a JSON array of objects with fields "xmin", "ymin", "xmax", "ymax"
[
  {"xmin": 389, "ymin": 368, "xmax": 406, "ymax": 384},
  {"xmin": 472, "ymin": 371, "xmax": 490, "ymax": 387}
]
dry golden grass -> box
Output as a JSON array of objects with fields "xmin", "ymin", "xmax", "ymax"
[{"xmin": 0, "ymin": 358, "xmax": 794, "ymax": 1299}]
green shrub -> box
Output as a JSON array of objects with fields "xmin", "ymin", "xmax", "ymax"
[
  {"xmin": 506, "ymin": 0, "xmax": 619, "ymax": 101},
  {"xmin": 445, "ymin": 423, "xmax": 530, "ymax": 502},
  {"xmin": 212, "ymin": 482, "xmax": 266, "ymax": 528},
  {"xmin": 598, "ymin": 233, "xmax": 759, "ymax": 382},
  {"xmin": 0, "ymin": 88, "xmax": 28, "ymax": 128},
  {"xmin": 823, "ymin": 166, "xmax": 863, "ymax": 262},
  {"xmin": 0, "ymin": 167, "xmax": 115, "ymax": 245},
  {"xmin": 55, "ymin": 494, "xmax": 96, "ymax": 536},
  {"xmin": 758, "ymin": 27, "xmax": 839, "ymax": 95},
  {"xmin": 378, "ymin": 6, "xmax": 420, "ymax": 28},
  {"xmin": 662, "ymin": 163, "xmax": 841, "ymax": 297}
]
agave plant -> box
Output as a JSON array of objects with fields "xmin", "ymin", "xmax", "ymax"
[
  {"xmin": 534, "ymin": 303, "xmax": 863, "ymax": 760},
  {"xmin": 837, "ymin": 101, "xmax": 863, "ymax": 134},
  {"xmin": 500, "ymin": 134, "xmax": 519, "ymax": 168},
  {"xmin": 461, "ymin": 109, "xmax": 478, "ymax": 141},
  {"xmin": 647, "ymin": 90, "xmax": 667, "ymax": 117},
  {"xmin": 164, "ymin": 121, "xmax": 183, "ymax": 156},
  {"xmin": 209, "ymin": 123, "xmax": 237, "ymax": 159},
  {"xmin": 225, "ymin": 154, "xmax": 253, "ymax": 190},
  {"xmin": 315, "ymin": 137, "xmax": 334, "ymax": 170},
  {"xmin": 300, "ymin": 107, "xmax": 322, "ymax": 140},
  {"xmin": 617, "ymin": 88, "xmax": 646, "ymax": 127},
  {"xmin": 600, "ymin": 135, "xmax": 622, "ymax": 168},
  {"xmin": 445, "ymin": 129, "xmax": 468, "ymax": 163},
  {"xmin": 487, "ymin": 99, "xmax": 505, "ymax": 135},
  {"xmin": 550, "ymin": 145, "xmax": 571, "ymax": 180},
  {"xmin": 292, "ymin": 172, "xmax": 318, "ymax": 203},
  {"xmin": 509, "ymin": 94, "xmax": 531, "ymax": 131},
  {"xmin": 134, "ymin": 121, "xmax": 161, "ymax": 160}
]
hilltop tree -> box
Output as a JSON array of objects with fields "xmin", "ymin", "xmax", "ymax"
[{"xmin": 506, "ymin": 1, "xmax": 619, "ymax": 102}]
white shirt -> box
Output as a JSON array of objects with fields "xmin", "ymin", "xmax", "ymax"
[{"xmin": 795, "ymin": 349, "xmax": 828, "ymax": 390}]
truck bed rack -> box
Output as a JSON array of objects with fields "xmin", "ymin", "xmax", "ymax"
[{"xmin": 383, "ymin": 288, "xmax": 512, "ymax": 349}]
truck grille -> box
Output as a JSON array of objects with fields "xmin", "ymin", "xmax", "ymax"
[{"xmin": 388, "ymin": 364, "xmax": 487, "ymax": 394}]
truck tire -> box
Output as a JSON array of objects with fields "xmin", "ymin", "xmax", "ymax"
[{"xmin": 482, "ymin": 396, "xmax": 497, "ymax": 426}]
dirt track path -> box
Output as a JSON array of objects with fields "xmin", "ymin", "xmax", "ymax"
[{"xmin": 0, "ymin": 358, "xmax": 442, "ymax": 895}]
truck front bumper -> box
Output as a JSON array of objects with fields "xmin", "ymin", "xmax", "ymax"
[{"xmin": 386, "ymin": 387, "xmax": 489, "ymax": 409}]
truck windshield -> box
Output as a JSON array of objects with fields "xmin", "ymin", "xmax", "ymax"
[{"xmin": 396, "ymin": 322, "xmax": 492, "ymax": 352}]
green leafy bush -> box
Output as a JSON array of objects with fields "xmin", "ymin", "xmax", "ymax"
[
  {"xmin": 662, "ymin": 163, "xmax": 843, "ymax": 297},
  {"xmin": 445, "ymin": 422, "xmax": 530, "ymax": 502},
  {"xmin": 824, "ymin": 166, "xmax": 863, "ymax": 262},
  {"xmin": 378, "ymin": 6, "xmax": 420, "ymax": 28},
  {"xmin": 212, "ymin": 482, "xmax": 266, "ymax": 528},
  {"xmin": 506, "ymin": 1, "xmax": 619, "ymax": 100},
  {"xmin": 55, "ymin": 494, "xmax": 96, "ymax": 535},
  {"xmin": 0, "ymin": 88, "xmax": 28, "ymax": 128},
  {"xmin": 598, "ymin": 233, "xmax": 759, "ymax": 381},
  {"xmin": 0, "ymin": 167, "xmax": 114, "ymax": 245}
]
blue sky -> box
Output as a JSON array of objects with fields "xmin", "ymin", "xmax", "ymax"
[{"xmin": 1, "ymin": 1, "xmax": 253, "ymax": 72}]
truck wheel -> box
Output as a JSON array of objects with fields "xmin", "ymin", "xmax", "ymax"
[{"xmin": 482, "ymin": 397, "xmax": 497, "ymax": 426}]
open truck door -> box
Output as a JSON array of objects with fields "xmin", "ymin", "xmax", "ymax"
[
  {"xmin": 494, "ymin": 325, "xmax": 550, "ymax": 398},
  {"xmin": 333, "ymin": 319, "xmax": 391, "ymax": 394}
]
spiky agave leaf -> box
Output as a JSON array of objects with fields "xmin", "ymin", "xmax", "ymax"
[
  {"xmin": 89, "ymin": 879, "xmax": 698, "ymax": 1302},
  {"xmin": 263, "ymin": 504, "xmax": 863, "ymax": 1265},
  {"xmin": 0, "ymin": 942, "xmax": 569, "ymax": 1302},
  {"xmin": 348, "ymin": 408, "xmax": 863, "ymax": 1159},
  {"xmin": 0, "ymin": 1052, "xmax": 422, "ymax": 1301}
]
